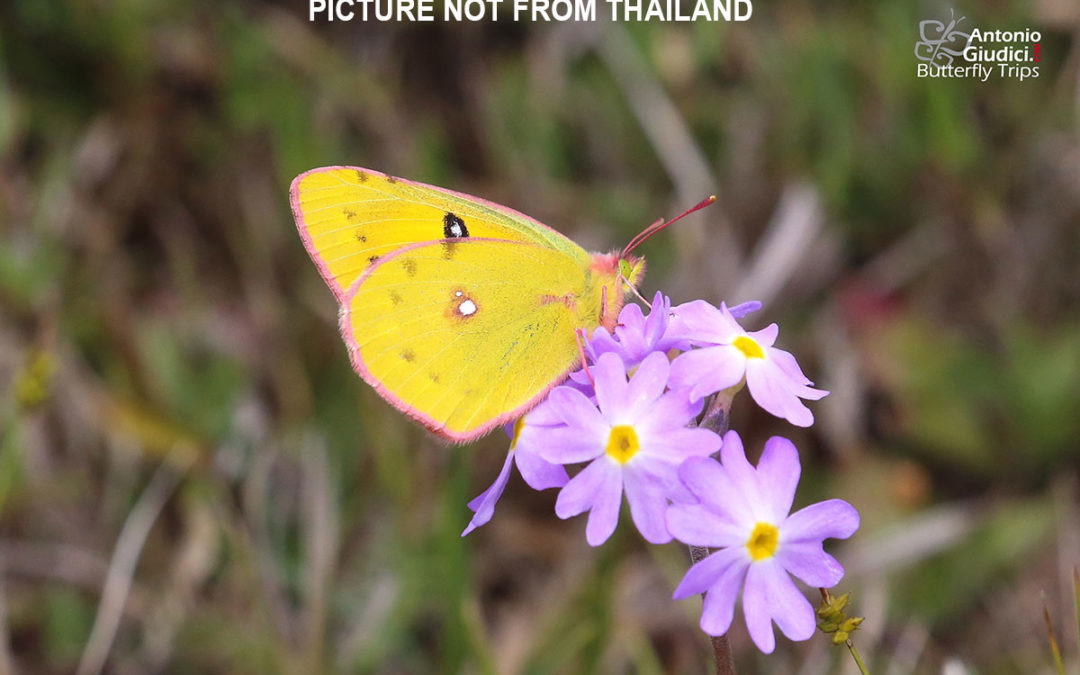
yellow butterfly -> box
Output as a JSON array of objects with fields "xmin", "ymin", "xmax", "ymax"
[{"xmin": 291, "ymin": 166, "xmax": 707, "ymax": 443}]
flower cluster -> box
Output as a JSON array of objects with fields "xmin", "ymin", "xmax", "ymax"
[{"xmin": 463, "ymin": 291, "xmax": 858, "ymax": 654}]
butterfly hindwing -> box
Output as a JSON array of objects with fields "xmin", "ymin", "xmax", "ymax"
[
  {"xmin": 341, "ymin": 238, "xmax": 592, "ymax": 441},
  {"xmin": 292, "ymin": 166, "xmax": 588, "ymax": 302}
]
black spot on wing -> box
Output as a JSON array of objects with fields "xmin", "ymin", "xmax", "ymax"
[
  {"xmin": 401, "ymin": 348, "xmax": 416, "ymax": 363},
  {"xmin": 354, "ymin": 231, "xmax": 367, "ymax": 242},
  {"xmin": 442, "ymin": 214, "xmax": 468, "ymax": 260},
  {"xmin": 355, "ymin": 170, "xmax": 368, "ymax": 182},
  {"xmin": 401, "ymin": 257, "xmax": 418, "ymax": 276},
  {"xmin": 443, "ymin": 213, "xmax": 469, "ymax": 238},
  {"xmin": 386, "ymin": 175, "xmax": 398, "ymax": 184},
  {"xmin": 368, "ymin": 255, "xmax": 380, "ymax": 265}
]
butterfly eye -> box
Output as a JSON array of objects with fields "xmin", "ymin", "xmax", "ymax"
[{"xmin": 443, "ymin": 213, "xmax": 470, "ymax": 238}]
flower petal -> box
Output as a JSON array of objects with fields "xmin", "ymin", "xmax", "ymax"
[
  {"xmin": 623, "ymin": 466, "xmax": 673, "ymax": 543},
  {"xmin": 514, "ymin": 445, "xmax": 569, "ymax": 490},
  {"xmin": 755, "ymin": 436, "xmax": 800, "ymax": 523},
  {"xmin": 547, "ymin": 386, "xmax": 606, "ymax": 434},
  {"xmin": 584, "ymin": 472, "xmax": 624, "ymax": 546},
  {"xmin": 585, "ymin": 326, "xmax": 620, "ymax": 363},
  {"xmin": 533, "ymin": 425, "xmax": 604, "ymax": 464},
  {"xmin": 677, "ymin": 455, "xmax": 755, "ymax": 526},
  {"xmin": 554, "ymin": 459, "xmax": 606, "ymax": 517},
  {"xmin": 618, "ymin": 301, "xmax": 647, "ymax": 333},
  {"xmin": 566, "ymin": 368, "xmax": 598, "ymax": 398},
  {"xmin": 768, "ymin": 347, "xmax": 830, "ymax": 401},
  {"xmin": 669, "ymin": 346, "xmax": 746, "ymax": 402},
  {"xmin": 555, "ymin": 458, "xmax": 623, "ymax": 546},
  {"xmin": 727, "ymin": 300, "xmax": 762, "ymax": 320},
  {"xmin": 592, "ymin": 352, "xmax": 630, "ymax": 417},
  {"xmin": 641, "ymin": 291, "xmax": 669, "ymax": 347},
  {"xmin": 672, "ymin": 544, "xmax": 748, "ymax": 599},
  {"xmin": 756, "ymin": 560, "xmax": 817, "ymax": 643},
  {"xmin": 741, "ymin": 563, "xmax": 777, "ymax": 654},
  {"xmin": 747, "ymin": 323, "xmax": 779, "ymax": 348},
  {"xmin": 767, "ymin": 346, "xmax": 813, "ymax": 386},
  {"xmin": 666, "ymin": 502, "xmax": 746, "ymax": 548},
  {"xmin": 612, "ymin": 303, "xmax": 649, "ymax": 361},
  {"xmin": 776, "ymin": 541, "xmax": 846, "ymax": 588},
  {"xmin": 783, "ymin": 499, "xmax": 860, "ymax": 542},
  {"xmin": 637, "ymin": 390, "xmax": 704, "ymax": 436},
  {"xmin": 645, "ymin": 427, "xmax": 722, "ymax": 464},
  {"xmin": 700, "ymin": 570, "xmax": 744, "ymax": 637},
  {"xmin": 745, "ymin": 359, "xmax": 814, "ymax": 427},
  {"xmin": 718, "ymin": 431, "xmax": 766, "ymax": 517},
  {"xmin": 461, "ymin": 450, "xmax": 516, "ymax": 536},
  {"xmin": 669, "ymin": 300, "xmax": 740, "ymax": 345},
  {"xmin": 622, "ymin": 351, "xmax": 670, "ymax": 418},
  {"xmin": 519, "ymin": 398, "xmax": 565, "ymax": 427}
]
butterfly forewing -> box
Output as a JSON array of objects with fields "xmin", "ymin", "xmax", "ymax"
[
  {"xmin": 292, "ymin": 167, "xmax": 588, "ymax": 302},
  {"xmin": 342, "ymin": 239, "xmax": 592, "ymax": 442}
]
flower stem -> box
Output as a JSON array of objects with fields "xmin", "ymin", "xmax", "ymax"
[
  {"xmin": 698, "ymin": 388, "xmax": 736, "ymax": 436},
  {"xmin": 689, "ymin": 544, "xmax": 736, "ymax": 674},
  {"xmin": 690, "ymin": 392, "xmax": 736, "ymax": 675},
  {"xmin": 846, "ymin": 641, "xmax": 870, "ymax": 675}
]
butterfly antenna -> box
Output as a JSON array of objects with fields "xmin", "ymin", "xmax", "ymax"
[{"xmin": 621, "ymin": 195, "xmax": 717, "ymax": 257}]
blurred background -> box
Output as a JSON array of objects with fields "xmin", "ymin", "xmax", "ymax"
[{"xmin": 1, "ymin": 0, "xmax": 1079, "ymax": 673}]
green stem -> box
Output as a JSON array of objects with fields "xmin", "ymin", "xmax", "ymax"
[{"xmin": 846, "ymin": 641, "xmax": 870, "ymax": 675}]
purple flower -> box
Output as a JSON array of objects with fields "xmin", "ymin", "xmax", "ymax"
[
  {"xmin": 666, "ymin": 431, "xmax": 859, "ymax": 653},
  {"xmin": 536, "ymin": 352, "xmax": 722, "ymax": 545},
  {"xmin": 587, "ymin": 291, "xmax": 685, "ymax": 367},
  {"xmin": 669, "ymin": 301, "xmax": 827, "ymax": 427},
  {"xmin": 461, "ymin": 405, "xmax": 569, "ymax": 536}
]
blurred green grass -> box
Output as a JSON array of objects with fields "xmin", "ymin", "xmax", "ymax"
[{"xmin": 1, "ymin": 0, "xmax": 1079, "ymax": 672}]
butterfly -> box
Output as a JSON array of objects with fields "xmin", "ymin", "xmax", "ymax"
[{"xmin": 290, "ymin": 166, "xmax": 711, "ymax": 443}]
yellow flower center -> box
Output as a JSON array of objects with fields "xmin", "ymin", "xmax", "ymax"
[
  {"xmin": 510, "ymin": 416, "xmax": 526, "ymax": 449},
  {"xmin": 733, "ymin": 335, "xmax": 765, "ymax": 359},
  {"xmin": 746, "ymin": 522, "xmax": 779, "ymax": 561},
  {"xmin": 606, "ymin": 425, "xmax": 640, "ymax": 464}
]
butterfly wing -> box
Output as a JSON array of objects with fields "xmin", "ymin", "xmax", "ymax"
[
  {"xmin": 291, "ymin": 166, "xmax": 588, "ymax": 302},
  {"xmin": 341, "ymin": 238, "xmax": 595, "ymax": 442}
]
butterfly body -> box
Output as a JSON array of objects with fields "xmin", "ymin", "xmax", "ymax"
[{"xmin": 291, "ymin": 166, "xmax": 644, "ymax": 442}]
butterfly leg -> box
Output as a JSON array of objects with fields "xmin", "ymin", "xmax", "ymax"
[{"xmin": 574, "ymin": 328, "xmax": 594, "ymax": 388}]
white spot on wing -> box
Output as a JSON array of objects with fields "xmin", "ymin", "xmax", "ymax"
[{"xmin": 459, "ymin": 299, "xmax": 477, "ymax": 316}]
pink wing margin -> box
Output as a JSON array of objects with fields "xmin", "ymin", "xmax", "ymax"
[
  {"xmin": 336, "ymin": 239, "xmax": 581, "ymax": 444},
  {"xmin": 289, "ymin": 165, "xmax": 572, "ymax": 304}
]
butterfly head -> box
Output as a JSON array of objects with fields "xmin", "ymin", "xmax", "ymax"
[
  {"xmin": 593, "ymin": 195, "xmax": 715, "ymax": 330},
  {"xmin": 588, "ymin": 251, "xmax": 645, "ymax": 330},
  {"xmin": 589, "ymin": 250, "xmax": 646, "ymax": 288}
]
